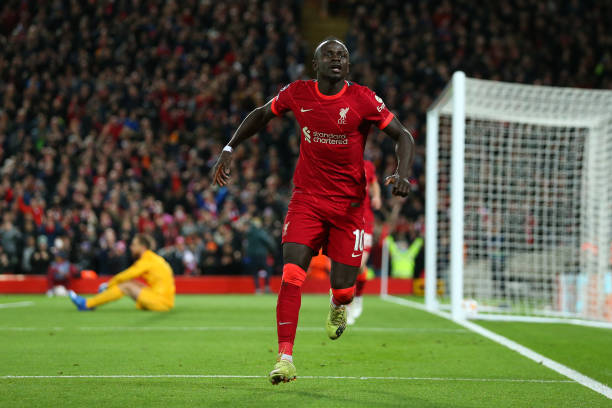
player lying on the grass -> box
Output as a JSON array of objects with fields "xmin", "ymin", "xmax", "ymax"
[
  {"xmin": 347, "ymin": 159, "xmax": 381, "ymax": 325},
  {"xmin": 69, "ymin": 234, "xmax": 175, "ymax": 312},
  {"xmin": 212, "ymin": 37, "xmax": 414, "ymax": 385}
]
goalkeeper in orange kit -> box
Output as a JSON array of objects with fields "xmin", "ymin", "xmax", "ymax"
[{"xmin": 69, "ymin": 234, "xmax": 175, "ymax": 311}]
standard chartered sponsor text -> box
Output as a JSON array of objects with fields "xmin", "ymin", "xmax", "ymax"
[{"xmin": 313, "ymin": 131, "xmax": 348, "ymax": 145}]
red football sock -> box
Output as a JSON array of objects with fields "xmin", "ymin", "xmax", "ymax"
[
  {"xmin": 331, "ymin": 286, "xmax": 355, "ymax": 306},
  {"xmin": 277, "ymin": 264, "xmax": 306, "ymax": 356},
  {"xmin": 355, "ymin": 267, "xmax": 367, "ymax": 297},
  {"xmin": 277, "ymin": 282, "xmax": 301, "ymax": 356}
]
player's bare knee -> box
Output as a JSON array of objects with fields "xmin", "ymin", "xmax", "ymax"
[
  {"xmin": 330, "ymin": 262, "xmax": 359, "ymax": 289},
  {"xmin": 282, "ymin": 243, "xmax": 314, "ymax": 272},
  {"xmin": 330, "ymin": 275, "xmax": 356, "ymax": 289}
]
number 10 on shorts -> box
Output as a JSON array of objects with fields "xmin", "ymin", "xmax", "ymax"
[{"xmin": 352, "ymin": 229, "xmax": 365, "ymax": 252}]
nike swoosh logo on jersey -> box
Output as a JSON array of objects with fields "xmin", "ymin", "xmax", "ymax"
[
  {"xmin": 300, "ymin": 108, "xmax": 313, "ymax": 112},
  {"xmin": 351, "ymin": 253, "xmax": 361, "ymax": 258},
  {"xmin": 279, "ymin": 322, "xmax": 293, "ymax": 325}
]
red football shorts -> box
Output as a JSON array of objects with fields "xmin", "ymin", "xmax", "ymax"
[{"xmin": 282, "ymin": 192, "xmax": 365, "ymax": 267}]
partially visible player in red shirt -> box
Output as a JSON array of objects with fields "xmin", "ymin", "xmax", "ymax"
[
  {"xmin": 212, "ymin": 37, "xmax": 414, "ymax": 385},
  {"xmin": 347, "ymin": 159, "xmax": 381, "ymax": 325}
]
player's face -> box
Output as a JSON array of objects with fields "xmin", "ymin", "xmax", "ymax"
[{"xmin": 314, "ymin": 41, "xmax": 349, "ymax": 81}]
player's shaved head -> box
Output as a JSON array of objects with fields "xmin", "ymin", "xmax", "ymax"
[
  {"xmin": 312, "ymin": 36, "xmax": 350, "ymax": 81},
  {"xmin": 314, "ymin": 37, "xmax": 349, "ymax": 59}
]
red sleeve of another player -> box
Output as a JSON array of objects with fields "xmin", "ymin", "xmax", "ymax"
[
  {"xmin": 361, "ymin": 87, "xmax": 394, "ymax": 130},
  {"xmin": 365, "ymin": 160, "xmax": 377, "ymax": 183},
  {"xmin": 270, "ymin": 82, "xmax": 296, "ymax": 116}
]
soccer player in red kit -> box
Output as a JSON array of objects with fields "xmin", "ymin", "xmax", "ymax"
[
  {"xmin": 347, "ymin": 159, "xmax": 381, "ymax": 325},
  {"xmin": 212, "ymin": 38, "xmax": 414, "ymax": 384}
]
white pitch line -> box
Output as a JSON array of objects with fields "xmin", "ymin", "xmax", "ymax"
[
  {"xmin": 382, "ymin": 295, "xmax": 612, "ymax": 400},
  {"xmin": 0, "ymin": 374, "xmax": 574, "ymax": 383},
  {"xmin": 79, "ymin": 326, "xmax": 466, "ymax": 333},
  {"xmin": 0, "ymin": 326, "xmax": 467, "ymax": 333},
  {"xmin": 0, "ymin": 327, "xmax": 65, "ymax": 331},
  {"xmin": 381, "ymin": 295, "xmax": 453, "ymax": 319},
  {"xmin": 471, "ymin": 313, "xmax": 612, "ymax": 330},
  {"xmin": 0, "ymin": 301, "xmax": 34, "ymax": 309},
  {"xmin": 433, "ymin": 301, "xmax": 612, "ymax": 330}
]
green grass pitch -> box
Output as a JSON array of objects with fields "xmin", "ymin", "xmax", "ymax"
[{"xmin": 1, "ymin": 294, "xmax": 611, "ymax": 407}]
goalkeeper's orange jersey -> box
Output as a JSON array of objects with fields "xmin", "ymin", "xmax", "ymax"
[{"xmin": 108, "ymin": 250, "xmax": 175, "ymax": 299}]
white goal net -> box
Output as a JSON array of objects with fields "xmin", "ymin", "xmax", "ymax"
[{"xmin": 426, "ymin": 72, "xmax": 612, "ymax": 323}]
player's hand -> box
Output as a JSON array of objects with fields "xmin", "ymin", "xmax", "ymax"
[
  {"xmin": 211, "ymin": 150, "xmax": 233, "ymax": 186},
  {"xmin": 98, "ymin": 282, "xmax": 109, "ymax": 293},
  {"xmin": 384, "ymin": 173, "xmax": 411, "ymax": 197}
]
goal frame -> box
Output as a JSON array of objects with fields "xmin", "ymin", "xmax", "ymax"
[{"xmin": 424, "ymin": 72, "xmax": 612, "ymax": 326}]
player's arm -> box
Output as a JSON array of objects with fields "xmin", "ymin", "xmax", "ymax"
[
  {"xmin": 107, "ymin": 258, "xmax": 147, "ymax": 286},
  {"xmin": 370, "ymin": 178, "xmax": 382, "ymax": 210},
  {"xmin": 212, "ymin": 100, "xmax": 277, "ymax": 186},
  {"xmin": 388, "ymin": 195, "xmax": 405, "ymax": 230},
  {"xmin": 381, "ymin": 117, "xmax": 415, "ymax": 197}
]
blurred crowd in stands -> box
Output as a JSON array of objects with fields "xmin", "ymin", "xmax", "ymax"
[{"xmin": 0, "ymin": 0, "xmax": 609, "ymax": 278}]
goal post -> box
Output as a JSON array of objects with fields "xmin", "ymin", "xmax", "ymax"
[{"xmin": 426, "ymin": 72, "xmax": 612, "ymax": 324}]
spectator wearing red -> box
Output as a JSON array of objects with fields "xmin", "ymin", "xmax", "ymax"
[{"xmin": 47, "ymin": 251, "xmax": 79, "ymax": 296}]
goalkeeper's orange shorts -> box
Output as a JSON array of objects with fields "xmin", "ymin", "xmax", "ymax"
[{"xmin": 136, "ymin": 287, "xmax": 174, "ymax": 311}]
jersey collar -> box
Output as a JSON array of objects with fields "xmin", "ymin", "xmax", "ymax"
[{"xmin": 315, "ymin": 80, "xmax": 348, "ymax": 100}]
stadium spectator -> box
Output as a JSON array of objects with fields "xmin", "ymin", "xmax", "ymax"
[
  {"xmin": 1, "ymin": 213, "xmax": 22, "ymax": 271},
  {"xmin": 46, "ymin": 251, "xmax": 78, "ymax": 295},
  {"xmin": 31, "ymin": 236, "xmax": 52, "ymax": 275},
  {"xmin": 160, "ymin": 236, "xmax": 198, "ymax": 276},
  {"xmin": 20, "ymin": 235, "xmax": 36, "ymax": 274},
  {"xmin": 244, "ymin": 217, "xmax": 276, "ymax": 293},
  {"xmin": 0, "ymin": 246, "xmax": 10, "ymax": 274}
]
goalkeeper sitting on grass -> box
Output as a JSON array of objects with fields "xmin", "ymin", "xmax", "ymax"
[{"xmin": 69, "ymin": 234, "xmax": 175, "ymax": 312}]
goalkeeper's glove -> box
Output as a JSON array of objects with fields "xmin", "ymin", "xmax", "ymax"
[{"xmin": 98, "ymin": 282, "xmax": 109, "ymax": 293}]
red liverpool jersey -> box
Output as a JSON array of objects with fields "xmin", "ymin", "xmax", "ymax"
[
  {"xmin": 363, "ymin": 159, "xmax": 377, "ymax": 226},
  {"xmin": 271, "ymin": 80, "xmax": 393, "ymax": 201}
]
